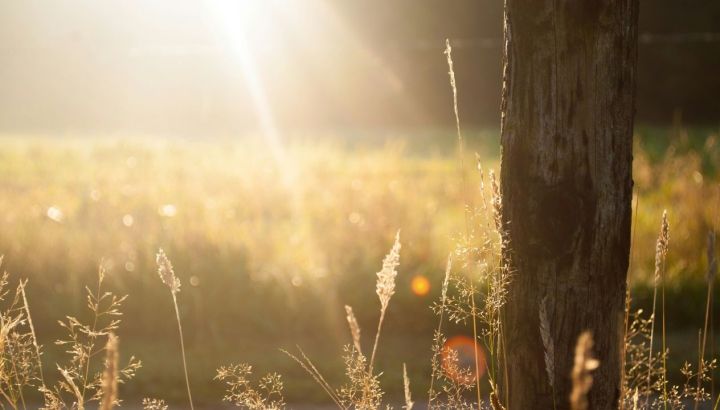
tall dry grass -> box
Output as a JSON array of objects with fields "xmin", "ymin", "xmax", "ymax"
[
  {"xmin": 622, "ymin": 212, "xmax": 718, "ymax": 409},
  {"xmin": 155, "ymin": 249, "xmax": 194, "ymax": 410},
  {"xmin": 0, "ymin": 162, "xmax": 716, "ymax": 409},
  {"xmin": 0, "ymin": 258, "xmax": 141, "ymax": 410},
  {"xmin": 100, "ymin": 332, "xmax": 118, "ymax": 410}
]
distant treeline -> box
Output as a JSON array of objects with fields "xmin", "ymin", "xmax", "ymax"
[{"xmin": 344, "ymin": 0, "xmax": 720, "ymax": 127}]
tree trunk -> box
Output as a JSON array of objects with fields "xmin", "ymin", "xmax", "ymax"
[{"xmin": 500, "ymin": 1, "xmax": 638, "ymax": 409}]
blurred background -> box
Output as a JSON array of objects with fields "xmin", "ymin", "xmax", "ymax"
[
  {"xmin": 0, "ymin": 0, "xmax": 718, "ymax": 405},
  {"xmin": 1, "ymin": 0, "xmax": 719, "ymax": 134}
]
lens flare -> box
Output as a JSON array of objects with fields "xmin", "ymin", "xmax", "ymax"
[
  {"xmin": 441, "ymin": 335, "xmax": 486, "ymax": 383},
  {"xmin": 410, "ymin": 275, "xmax": 431, "ymax": 296}
]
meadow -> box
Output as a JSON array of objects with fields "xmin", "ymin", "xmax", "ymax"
[{"xmin": 0, "ymin": 127, "xmax": 718, "ymax": 407}]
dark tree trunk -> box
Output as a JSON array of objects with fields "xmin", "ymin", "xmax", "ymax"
[{"xmin": 500, "ymin": 1, "xmax": 638, "ymax": 409}]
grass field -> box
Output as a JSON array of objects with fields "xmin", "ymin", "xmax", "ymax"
[{"xmin": 0, "ymin": 127, "xmax": 718, "ymax": 406}]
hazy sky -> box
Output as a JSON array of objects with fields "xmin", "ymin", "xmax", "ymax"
[
  {"xmin": 1, "ymin": 1, "xmax": 716, "ymax": 136},
  {"xmin": 0, "ymin": 0, "xmax": 475, "ymax": 137}
]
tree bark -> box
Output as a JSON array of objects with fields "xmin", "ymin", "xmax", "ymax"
[{"xmin": 500, "ymin": 1, "xmax": 638, "ymax": 409}]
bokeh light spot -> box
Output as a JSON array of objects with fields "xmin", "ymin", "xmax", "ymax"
[
  {"xmin": 158, "ymin": 204, "xmax": 177, "ymax": 217},
  {"xmin": 410, "ymin": 275, "xmax": 430, "ymax": 296},
  {"xmin": 46, "ymin": 206, "xmax": 64, "ymax": 223}
]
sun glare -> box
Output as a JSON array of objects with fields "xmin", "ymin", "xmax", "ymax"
[
  {"xmin": 207, "ymin": 1, "xmax": 338, "ymax": 295},
  {"xmin": 208, "ymin": 1, "xmax": 291, "ymax": 184}
]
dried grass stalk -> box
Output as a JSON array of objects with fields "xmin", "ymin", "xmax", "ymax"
[
  {"xmin": 19, "ymin": 279, "xmax": 45, "ymax": 387},
  {"xmin": 403, "ymin": 363, "xmax": 414, "ymax": 410},
  {"xmin": 155, "ymin": 249, "xmax": 193, "ymax": 410},
  {"xmin": 281, "ymin": 347, "xmax": 343, "ymax": 408},
  {"xmin": 698, "ymin": 230, "xmax": 717, "ymax": 409},
  {"xmin": 370, "ymin": 231, "xmax": 401, "ymax": 373},
  {"xmin": 344, "ymin": 305, "xmax": 362, "ymax": 355},
  {"xmin": 707, "ymin": 230, "xmax": 717, "ymax": 284},
  {"xmin": 59, "ymin": 366, "xmax": 84, "ymax": 409},
  {"xmin": 142, "ymin": 398, "xmax": 168, "ymax": 410},
  {"xmin": 570, "ymin": 332, "xmax": 599, "ymax": 410},
  {"xmin": 375, "ymin": 231, "xmax": 401, "ymax": 312},
  {"xmin": 427, "ymin": 255, "xmax": 452, "ymax": 409},
  {"xmin": 646, "ymin": 210, "xmax": 669, "ymax": 403},
  {"xmin": 156, "ymin": 249, "xmax": 181, "ymax": 294},
  {"xmin": 100, "ymin": 333, "xmax": 118, "ymax": 410},
  {"xmin": 489, "ymin": 379, "xmax": 506, "ymax": 410}
]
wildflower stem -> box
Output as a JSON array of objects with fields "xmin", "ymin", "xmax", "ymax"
[
  {"xmin": 9, "ymin": 349, "xmax": 27, "ymax": 410},
  {"xmin": 646, "ymin": 211, "xmax": 668, "ymax": 407},
  {"xmin": 646, "ymin": 291, "xmax": 658, "ymax": 405},
  {"xmin": 697, "ymin": 253, "xmax": 715, "ymax": 409},
  {"xmin": 172, "ymin": 292, "xmax": 194, "ymax": 410},
  {"xmin": 501, "ymin": 317, "xmax": 510, "ymax": 408},
  {"xmin": 80, "ymin": 272, "xmax": 103, "ymax": 407},
  {"xmin": 446, "ymin": 37, "xmax": 483, "ymax": 410},
  {"xmin": 469, "ymin": 284, "xmax": 482, "ymax": 409},
  {"xmin": 19, "ymin": 280, "xmax": 45, "ymax": 388},
  {"xmin": 369, "ymin": 307, "xmax": 386, "ymax": 375},
  {"xmin": 661, "ymin": 246, "xmax": 668, "ymax": 409},
  {"xmin": 428, "ymin": 256, "xmax": 451, "ymax": 409},
  {"xmin": 620, "ymin": 191, "xmax": 640, "ymax": 410}
]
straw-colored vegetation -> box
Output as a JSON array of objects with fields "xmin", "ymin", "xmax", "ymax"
[
  {"xmin": 0, "ymin": 121, "xmax": 717, "ymax": 409},
  {"xmin": 0, "ymin": 127, "xmax": 716, "ymax": 408}
]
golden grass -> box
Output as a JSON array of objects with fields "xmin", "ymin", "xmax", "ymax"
[
  {"xmin": 100, "ymin": 332, "xmax": 118, "ymax": 410},
  {"xmin": 155, "ymin": 249, "xmax": 193, "ymax": 410},
  {"xmin": 0, "ymin": 129, "xmax": 716, "ymax": 408}
]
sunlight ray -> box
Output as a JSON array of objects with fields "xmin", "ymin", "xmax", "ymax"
[{"xmin": 207, "ymin": 0, "xmax": 294, "ymax": 187}]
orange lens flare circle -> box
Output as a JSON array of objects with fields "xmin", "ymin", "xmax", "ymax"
[
  {"xmin": 410, "ymin": 275, "xmax": 431, "ymax": 296},
  {"xmin": 441, "ymin": 335, "xmax": 487, "ymax": 384}
]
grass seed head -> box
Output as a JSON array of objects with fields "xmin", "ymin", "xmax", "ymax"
[
  {"xmin": 344, "ymin": 305, "xmax": 362, "ymax": 355},
  {"xmin": 654, "ymin": 210, "xmax": 670, "ymax": 284},
  {"xmin": 403, "ymin": 363, "xmax": 414, "ymax": 410},
  {"xmin": 142, "ymin": 398, "xmax": 168, "ymax": 410},
  {"xmin": 376, "ymin": 231, "xmax": 401, "ymax": 311},
  {"xmin": 156, "ymin": 249, "xmax": 181, "ymax": 294}
]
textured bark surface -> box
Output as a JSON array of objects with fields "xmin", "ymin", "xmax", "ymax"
[{"xmin": 499, "ymin": 1, "xmax": 638, "ymax": 409}]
